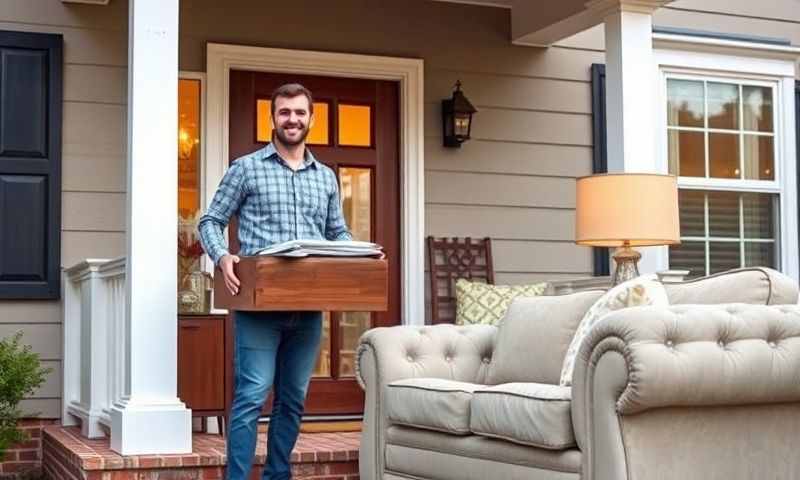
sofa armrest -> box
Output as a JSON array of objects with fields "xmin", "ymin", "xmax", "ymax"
[
  {"xmin": 572, "ymin": 304, "xmax": 800, "ymax": 479},
  {"xmin": 356, "ymin": 323, "xmax": 496, "ymax": 480}
]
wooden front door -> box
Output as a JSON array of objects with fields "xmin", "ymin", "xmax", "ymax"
[{"xmin": 228, "ymin": 70, "xmax": 401, "ymax": 415}]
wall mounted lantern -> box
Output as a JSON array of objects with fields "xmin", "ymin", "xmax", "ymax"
[{"xmin": 442, "ymin": 80, "xmax": 477, "ymax": 148}]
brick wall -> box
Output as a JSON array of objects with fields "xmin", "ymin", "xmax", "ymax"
[{"xmin": 0, "ymin": 419, "xmax": 59, "ymax": 478}]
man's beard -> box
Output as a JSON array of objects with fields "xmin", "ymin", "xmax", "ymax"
[{"xmin": 274, "ymin": 122, "xmax": 310, "ymax": 146}]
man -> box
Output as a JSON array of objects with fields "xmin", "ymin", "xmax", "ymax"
[{"xmin": 198, "ymin": 83, "xmax": 352, "ymax": 480}]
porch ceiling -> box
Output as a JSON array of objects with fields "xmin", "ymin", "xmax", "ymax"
[{"xmin": 432, "ymin": 0, "xmax": 673, "ymax": 46}]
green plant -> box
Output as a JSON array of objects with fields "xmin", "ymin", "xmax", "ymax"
[{"xmin": 0, "ymin": 331, "xmax": 51, "ymax": 459}]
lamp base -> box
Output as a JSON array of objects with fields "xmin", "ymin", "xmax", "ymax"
[{"xmin": 612, "ymin": 245, "xmax": 641, "ymax": 285}]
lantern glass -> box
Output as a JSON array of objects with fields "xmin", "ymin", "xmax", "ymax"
[{"xmin": 454, "ymin": 113, "xmax": 471, "ymax": 137}]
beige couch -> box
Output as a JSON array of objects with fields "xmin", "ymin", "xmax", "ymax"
[{"xmin": 356, "ymin": 268, "xmax": 800, "ymax": 480}]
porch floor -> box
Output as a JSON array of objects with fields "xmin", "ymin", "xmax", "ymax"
[{"xmin": 42, "ymin": 426, "xmax": 360, "ymax": 480}]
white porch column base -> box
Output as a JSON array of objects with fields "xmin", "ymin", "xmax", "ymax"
[
  {"xmin": 591, "ymin": 0, "xmax": 671, "ymax": 274},
  {"xmin": 110, "ymin": 399, "xmax": 192, "ymax": 455}
]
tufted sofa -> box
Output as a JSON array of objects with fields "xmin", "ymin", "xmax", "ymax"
[{"xmin": 355, "ymin": 267, "xmax": 800, "ymax": 480}]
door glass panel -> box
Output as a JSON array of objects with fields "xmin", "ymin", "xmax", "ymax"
[
  {"xmin": 667, "ymin": 79, "xmax": 704, "ymax": 127},
  {"xmin": 337, "ymin": 167, "xmax": 373, "ymax": 376},
  {"xmin": 743, "ymin": 135, "xmax": 774, "ymax": 180},
  {"xmin": 742, "ymin": 86, "xmax": 773, "ymax": 132},
  {"xmin": 339, "ymin": 167, "xmax": 372, "ymax": 241},
  {"xmin": 707, "ymin": 82, "xmax": 739, "ymax": 130},
  {"xmin": 338, "ymin": 104, "xmax": 372, "ymax": 147},
  {"xmin": 256, "ymin": 99, "xmax": 330, "ymax": 145},
  {"xmin": 313, "ymin": 312, "xmax": 331, "ymax": 377},
  {"xmin": 339, "ymin": 312, "xmax": 371, "ymax": 377},
  {"xmin": 668, "ymin": 130, "xmax": 704, "ymax": 177},
  {"xmin": 709, "ymin": 132, "xmax": 740, "ymax": 179},
  {"xmin": 177, "ymin": 78, "xmax": 204, "ymax": 312}
]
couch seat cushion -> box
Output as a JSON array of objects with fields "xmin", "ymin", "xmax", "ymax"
[
  {"xmin": 386, "ymin": 378, "xmax": 483, "ymax": 434},
  {"xmin": 470, "ymin": 382, "xmax": 574, "ymax": 450}
]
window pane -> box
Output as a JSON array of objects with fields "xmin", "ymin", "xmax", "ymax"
[
  {"xmin": 709, "ymin": 133, "xmax": 740, "ymax": 179},
  {"xmin": 338, "ymin": 104, "xmax": 372, "ymax": 147},
  {"xmin": 742, "ymin": 86, "xmax": 773, "ymax": 132},
  {"xmin": 709, "ymin": 241, "xmax": 741, "ymax": 274},
  {"xmin": 744, "ymin": 242, "xmax": 776, "ymax": 268},
  {"xmin": 668, "ymin": 130, "xmax": 704, "ymax": 177},
  {"xmin": 708, "ymin": 191, "xmax": 739, "ymax": 238},
  {"xmin": 743, "ymin": 135, "xmax": 774, "ymax": 180},
  {"xmin": 339, "ymin": 312, "xmax": 371, "ymax": 377},
  {"xmin": 742, "ymin": 193, "xmax": 775, "ymax": 239},
  {"xmin": 178, "ymin": 79, "xmax": 201, "ymax": 219},
  {"xmin": 669, "ymin": 241, "xmax": 706, "ymax": 278},
  {"xmin": 667, "ymin": 79, "xmax": 704, "ymax": 127},
  {"xmin": 339, "ymin": 167, "xmax": 371, "ymax": 242},
  {"xmin": 256, "ymin": 99, "xmax": 330, "ymax": 145},
  {"xmin": 313, "ymin": 313, "xmax": 331, "ymax": 377},
  {"xmin": 707, "ymin": 82, "xmax": 739, "ymax": 130},
  {"xmin": 678, "ymin": 190, "xmax": 705, "ymax": 237}
]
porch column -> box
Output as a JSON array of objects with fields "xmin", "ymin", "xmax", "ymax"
[
  {"xmin": 589, "ymin": 0, "xmax": 670, "ymax": 273},
  {"xmin": 109, "ymin": 0, "xmax": 192, "ymax": 455}
]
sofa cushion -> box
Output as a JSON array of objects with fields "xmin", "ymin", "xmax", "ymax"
[
  {"xmin": 487, "ymin": 290, "xmax": 604, "ymax": 385},
  {"xmin": 470, "ymin": 382, "xmax": 575, "ymax": 450},
  {"xmin": 386, "ymin": 378, "xmax": 482, "ymax": 435},
  {"xmin": 455, "ymin": 279, "xmax": 546, "ymax": 326},
  {"xmin": 663, "ymin": 267, "xmax": 798, "ymax": 305},
  {"xmin": 560, "ymin": 275, "xmax": 668, "ymax": 386}
]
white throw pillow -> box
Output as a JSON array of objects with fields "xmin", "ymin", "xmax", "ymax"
[{"xmin": 559, "ymin": 274, "xmax": 669, "ymax": 386}]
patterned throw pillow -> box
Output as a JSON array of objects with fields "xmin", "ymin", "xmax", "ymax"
[
  {"xmin": 455, "ymin": 279, "xmax": 546, "ymax": 326},
  {"xmin": 559, "ymin": 274, "xmax": 669, "ymax": 386}
]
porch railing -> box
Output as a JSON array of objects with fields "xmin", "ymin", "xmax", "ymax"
[{"xmin": 63, "ymin": 258, "xmax": 127, "ymax": 438}]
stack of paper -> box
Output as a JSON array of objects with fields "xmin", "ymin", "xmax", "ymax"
[{"xmin": 255, "ymin": 239, "xmax": 384, "ymax": 258}]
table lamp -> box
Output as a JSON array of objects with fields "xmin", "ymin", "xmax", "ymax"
[{"xmin": 575, "ymin": 173, "xmax": 680, "ymax": 285}]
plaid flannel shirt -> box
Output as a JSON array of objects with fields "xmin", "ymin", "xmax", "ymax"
[{"xmin": 198, "ymin": 143, "xmax": 352, "ymax": 265}]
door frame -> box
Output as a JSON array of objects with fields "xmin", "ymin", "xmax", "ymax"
[{"xmin": 206, "ymin": 43, "xmax": 424, "ymax": 325}]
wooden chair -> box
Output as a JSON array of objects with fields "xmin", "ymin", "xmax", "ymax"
[{"xmin": 427, "ymin": 236, "xmax": 494, "ymax": 324}]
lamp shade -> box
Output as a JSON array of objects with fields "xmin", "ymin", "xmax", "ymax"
[{"xmin": 575, "ymin": 173, "xmax": 680, "ymax": 247}]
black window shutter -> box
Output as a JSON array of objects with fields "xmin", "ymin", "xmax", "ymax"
[
  {"xmin": 0, "ymin": 31, "xmax": 63, "ymax": 299},
  {"xmin": 590, "ymin": 64, "xmax": 610, "ymax": 276}
]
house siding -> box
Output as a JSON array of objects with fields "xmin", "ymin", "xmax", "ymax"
[
  {"xmin": 0, "ymin": 0, "xmax": 128, "ymax": 418},
  {"xmin": 0, "ymin": 0, "xmax": 797, "ymax": 415}
]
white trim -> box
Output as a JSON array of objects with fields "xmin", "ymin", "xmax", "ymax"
[
  {"xmin": 654, "ymin": 44, "xmax": 799, "ymax": 281},
  {"xmin": 206, "ymin": 44, "xmax": 425, "ymax": 325},
  {"xmin": 654, "ymin": 32, "xmax": 800, "ymax": 59}
]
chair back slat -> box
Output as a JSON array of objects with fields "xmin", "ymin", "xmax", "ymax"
[{"xmin": 427, "ymin": 236, "xmax": 494, "ymax": 324}]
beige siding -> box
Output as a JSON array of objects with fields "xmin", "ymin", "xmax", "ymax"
[{"xmin": 0, "ymin": 0, "xmax": 128, "ymax": 417}]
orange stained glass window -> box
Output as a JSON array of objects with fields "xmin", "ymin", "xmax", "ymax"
[
  {"xmin": 256, "ymin": 99, "xmax": 329, "ymax": 145},
  {"xmin": 338, "ymin": 104, "xmax": 372, "ymax": 147}
]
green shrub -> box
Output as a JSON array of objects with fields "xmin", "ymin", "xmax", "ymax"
[{"xmin": 0, "ymin": 331, "xmax": 51, "ymax": 459}]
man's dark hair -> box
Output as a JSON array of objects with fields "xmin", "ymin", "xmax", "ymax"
[{"xmin": 270, "ymin": 83, "xmax": 314, "ymax": 118}]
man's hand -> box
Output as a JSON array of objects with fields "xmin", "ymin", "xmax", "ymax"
[{"xmin": 219, "ymin": 254, "xmax": 241, "ymax": 295}]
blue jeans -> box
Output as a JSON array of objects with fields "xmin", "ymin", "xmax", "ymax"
[{"xmin": 226, "ymin": 310, "xmax": 322, "ymax": 480}]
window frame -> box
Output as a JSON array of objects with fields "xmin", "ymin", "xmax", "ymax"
[{"xmin": 654, "ymin": 45, "xmax": 798, "ymax": 279}]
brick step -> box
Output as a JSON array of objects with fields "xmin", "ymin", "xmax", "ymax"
[{"xmin": 41, "ymin": 426, "xmax": 359, "ymax": 480}]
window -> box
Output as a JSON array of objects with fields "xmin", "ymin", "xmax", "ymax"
[{"xmin": 665, "ymin": 75, "xmax": 781, "ymax": 277}]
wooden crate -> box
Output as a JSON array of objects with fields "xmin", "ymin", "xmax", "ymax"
[{"xmin": 213, "ymin": 256, "xmax": 388, "ymax": 311}]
